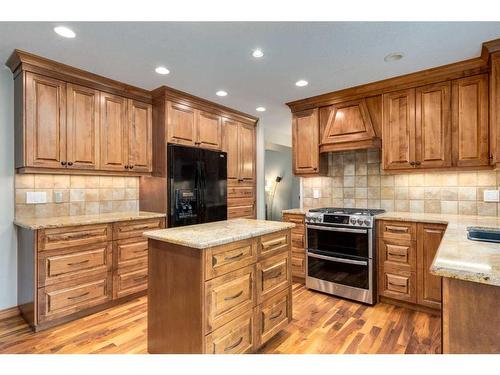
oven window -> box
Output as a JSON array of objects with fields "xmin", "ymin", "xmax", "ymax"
[
  {"xmin": 307, "ymin": 226, "xmax": 369, "ymax": 258},
  {"xmin": 307, "ymin": 255, "xmax": 369, "ymax": 289}
]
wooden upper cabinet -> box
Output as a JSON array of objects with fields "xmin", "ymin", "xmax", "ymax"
[
  {"xmin": 100, "ymin": 93, "xmax": 128, "ymax": 171},
  {"xmin": 223, "ymin": 119, "xmax": 240, "ymax": 184},
  {"xmin": 25, "ymin": 72, "xmax": 67, "ymax": 169},
  {"xmin": 167, "ymin": 101, "xmax": 196, "ymax": 146},
  {"xmin": 128, "ymin": 100, "xmax": 152, "ymax": 172},
  {"xmin": 292, "ymin": 108, "xmax": 323, "ymax": 175},
  {"xmin": 197, "ymin": 111, "xmax": 222, "ymax": 150},
  {"xmin": 452, "ymin": 74, "xmax": 489, "ymax": 167},
  {"xmin": 238, "ymin": 123, "xmax": 256, "ymax": 183},
  {"xmin": 415, "ymin": 82, "xmax": 452, "ymax": 169},
  {"xmin": 382, "ymin": 89, "xmax": 416, "ymax": 170},
  {"xmin": 66, "ymin": 84, "xmax": 100, "ymax": 170}
]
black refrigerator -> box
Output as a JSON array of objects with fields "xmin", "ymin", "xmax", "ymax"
[{"xmin": 168, "ymin": 144, "xmax": 227, "ymax": 227}]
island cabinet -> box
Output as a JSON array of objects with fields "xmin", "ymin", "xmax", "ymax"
[
  {"xmin": 7, "ymin": 50, "xmax": 153, "ymax": 175},
  {"xmin": 15, "ymin": 215, "xmax": 165, "ymax": 331},
  {"xmin": 377, "ymin": 219, "xmax": 446, "ymax": 312},
  {"xmin": 146, "ymin": 225, "xmax": 293, "ymax": 354},
  {"xmin": 282, "ymin": 212, "xmax": 306, "ymax": 282}
]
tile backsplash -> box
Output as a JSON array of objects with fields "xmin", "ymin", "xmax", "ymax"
[
  {"xmin": 302, "ymin": 149, "xmax": 500, "ymax": 216},
  {"xmin": 15, "ymin": 174, "xmax": 139, "ymax": 218}
]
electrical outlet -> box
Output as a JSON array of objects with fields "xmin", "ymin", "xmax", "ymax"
[
  {"xmin": 483, "ymin": 190, "xmax": 500, "ymax": 202},
  {"xmin": 54, "ymin": 191, "xmax": 64, "ymax": 203},
  {"xmin": 26, "ymin": 191, "xmax": 47, "ymax": 204},
  {"xmin": 312, "ymin": 188, "xmax": 321, "ymax": 199}
]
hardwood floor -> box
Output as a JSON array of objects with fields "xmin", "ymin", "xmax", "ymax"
[{"xmin": 0, "ymin": 284, "xmax": 441, "ymax": 354}]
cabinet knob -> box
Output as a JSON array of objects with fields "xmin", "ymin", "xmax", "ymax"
[
  {"xmin": 67, "ymin": 162, "xmax": 73, "ymax": 166},
  {"xmin": 409, "ymin": 161, "xmax": 415, "ymax": 166},
  {"xmin": 125, "ymin": 165, "xmax": 129, "ymax": 169},
  {"xmin": 61, "ymin": 161, "xmax": 67, "ymax": 166},
  {"xmin": 129, "ymin": 165, "xmax": 134, "ymax": 169},
  {"xmin": 415, "ymin": 161, "xmax": 421, "ymax": 166}
]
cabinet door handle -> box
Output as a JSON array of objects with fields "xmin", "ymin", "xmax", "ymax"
[
  {"xmin": 224, "ymin": 337, "xmax": 243, "ymax": 352},
  {"xmin": 68, "ymin": 292, "xmax": 89, "ymax": 300},
  {"xmin": 224, "ymin": 290, "xmax": 243, "ymax": 301},
  {"xmin": 67, "ymin": 259, "xmax": 90, "ymax": 266},
  {"xmin": 269, "ymin": 309, "xmax": 283, "ymax": 320}
]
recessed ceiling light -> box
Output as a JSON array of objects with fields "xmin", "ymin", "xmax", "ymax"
[
  {"xmin": 155, "ymin": 66, "xmax": 170, "ymax": 75},
  {"xmin": 295, "ymin": 80, "xmax": 308, "ymax": 87},
  {"xmin": 384, "ymin": 52, "xmax": 404, "ymax": 62},
  {"xmin": 252, "ymin": 49, "xmax": 264, "ymax": 58},
  {"xmin": 256, "ymin": 107, "xmax": 266, "ymax": 112},
  {"xmin": 54, "ymin": 26, "xmax": 76, "ymax": 38},
  {"xmin": 216, "ymin": 90, "xmax": 228, "ymax": 97}
]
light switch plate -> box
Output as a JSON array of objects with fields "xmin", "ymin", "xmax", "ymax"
[
  {"xmin": 26, "ymin": 191, "xmax": 47, "ymax": 204},
  {"xmin": 312, "ymin": 188, "xmax": 321, "ymax": 199},
  {"xmin": 483, "ymin": 190, "xmax": 500, "ymax": 202}
]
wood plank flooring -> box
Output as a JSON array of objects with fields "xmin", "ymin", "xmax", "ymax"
[{"xmin": 0, "ymin": 284, "xmax": 441, "ymax": 354}]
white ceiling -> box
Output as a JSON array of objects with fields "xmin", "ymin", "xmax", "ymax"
[{"xmin": 1, "ymin": 22, "xmax": 500, "ymax": 143}]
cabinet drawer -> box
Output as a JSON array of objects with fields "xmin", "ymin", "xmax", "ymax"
[
  {"xmin": 205, "ymin": 238, "xmax": 257, "ymax": 280},
  {"xmin": 227, "ymin": 186, "xmax": 254, "ymax": 200},
  {"xmin": 291, "ymin": 254, "xmax": 306, "ymax": 278},
  {"xmin": 113, "ymin": 218, "xmax": 165, "ymax": 240},
  {"xmin": 228, "ymin": 203, "xmax": 255, "ymax": 219},
  {"xmin": 379, "ymin": 269, "xmax": 416, "ymax": 303},
  {"xmin": 38, "ymin": 224, "xmax": 112, "ymax": 251},
  {"xmin": 256, "ymin": 287, "xmax": 292, "ymax": 347},
  {"xmin": 259, "ymin": 230, "xmax": 290, "ymax": 259},
  {"xmin": 205, "ymin": 265, "xmax": 255, "ymax": 333},
  {"xmin": 113, "ymin": 267, "xmax": 148, "ymax": 299},
  {"xmin": 378, "ymin": 220, "xmax": 416, "ymax": 241},
  {"xmin": 257, "ymin": 251, "xmax": 291, "ymax": 304},
  {"xmin": 38, "ymin": 243, "xmax": 112, "ymax": 287},
  {"xmin": 114, "ymin": 237, "xmax": 148, "ymax": 270},
  {"xmin": 205, "ymin": 310, "xmax": 255, "ymax": 354},
  {"xmin": 379, "ymin": 238, "xmax": 416, "ymax": 272},
  {"xmin": 283, "ymin": 214, "xmax": 305, "ymax": 234},
  {"xmin": 291, "ymin": 232, "xmax": 305, "ymax": 249},
  {"xmin": 38, "ymin": 275, "xmax": 112, "ymax": 323}
]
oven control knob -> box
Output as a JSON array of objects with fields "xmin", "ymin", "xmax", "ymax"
[
  {"xmin": 364, "ymin": 219, "xmax": 371, "ymax": 226},
  {"xmin": 357, "ymin": 218, "xmax": 364, "ymax": 225},
  {"xmin": 350, "ymin": 218, "xmax": 356, "ymax": 224}
]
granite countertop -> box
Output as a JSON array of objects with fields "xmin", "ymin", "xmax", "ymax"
[
  {"xmin": 282, "ymin": 208, "xmax": 308, "ymax": 215},
  {"xmin": 143, "ymin": 218, "xmax": 295, "ymax": 249},
  {"xmin": 377, "ymin": 212, "xmax": 500, "ymax": 287},
  {"xmin": 14, "ymin": 211, "xmax": 166, "ymax": 230}
]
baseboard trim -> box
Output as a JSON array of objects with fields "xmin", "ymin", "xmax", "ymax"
[{"xmin": 0, "ymin": 305, "xmax": 20, "ymax": 320}]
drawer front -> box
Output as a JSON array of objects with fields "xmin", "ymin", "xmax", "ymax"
[
  {"xmin": 259, "ymin": 230, "xmax": 290, "ymax": 259},
  {"xmin": 38, "ymin": 275, "xmax": 112, "ymax": 323},
  {"xmin": 256, "ymin": 287, "xmax": 292, "ymax": 347},
  {"xmin": 227, "ymin": 186, "xmax": 254, "ymax": 200},
  {"xmin": 378, "ymin": 220, "xmax": 416, "ymax": 241},
  {"xmin": 291, "ymin": 232, "xmax": 305, "ymax": 249},
  {"xmin": 113, "ymin": 218, "xmax": 165, "ymax": 240},
  {"xmin": 228, "ymin": 203, "xmax": 255, "ymax": 219},
  {"xmin": 115, "ymin": 238, "xmax": 148, "ymax": 269},
  {"xmin": 38, "ymin": 224, "xmax": 112, "ymax": 251},
  {"xmin": 205, "ymin": 238, "xmax": 257, "ymax": 280},
  {"xmin": 205, "ymin": 265, "xmax": 256, "ymax": 333},
  {"xmin": 257, "ymin": 251, "xmax": 291, "ymax": 304},
  {"xmin": 205, "ymin": 310, "xmax": 255, "ymax": 354},
  {"xmin": 113, "ymin": 267, "xmax": 148, "ymax": 299},
  {"xmin": 38, "ymin": 243, "xmax": 112, "ymax": 286},
  {"xmin": 291, "ymin": 254, "xmax": 306, "ymax": 278},
  {"xmin": 379, "ymin": 238, "xmax": 416, "ymax": 272},
  {"xmin": 379, "ymin": 268, "xmax": 416, "ymax": 303},
  {"xmin": 283, "ymin": 214, "xmax": 305, "ymax": 233}
]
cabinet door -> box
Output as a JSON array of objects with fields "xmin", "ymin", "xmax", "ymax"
[
  {"xmin": 66, "ymin": 84, "xmax": 100, "ymax": 170},
  {"xmin": 197, "ymin": 111, "xmax": 222, "ymax": 150},
  {"xmin": 415, "ymin": 82, "xmax": 452, "ymax": 169},
  {"xmin": 238, "ymin": 123, "xmax": 256, "ymax": 184},
  {"xmin": 100, "ymin": 93, "xmax": 128, "ymax": 171},
  {"xmin": 25, "ymin": 72, "xmax": 66, "ymax": 168},
  {"xmin": 222, "ymin": 119, "xmax": 240, "ymax": 184},
  {"xmin": 128, "ymin": 100, "xmax": 152, "ymax": 172},
  {"xmin": 167, "ymin": 101, "xmax": 196, "ymax": 146},
  {"xmin": 417, "ymin": 223, "xmax": 445, "ymax": 309},
  {"xmin": 452, "ymin": 74, "xmax": 489, "ymax": 167},
  {"xmin": 292, "ymin": 108, "xmax": 320, "ymax": 174},
  {"xmin": 382, "ymin": 89, "xmax": 415, "ymax": 170}
]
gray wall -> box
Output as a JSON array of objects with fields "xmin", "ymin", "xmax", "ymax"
[
  {"xmin": 265, "ymin": 144, "xmax": 300, "ymax": 221},
  {"xmin": 0, "ymin": 68, "xmax": 17, "ymax": 310}
]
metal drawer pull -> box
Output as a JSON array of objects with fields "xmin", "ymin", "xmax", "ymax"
[
  {"xmin": 306, "ymin": 225, "xmax": 367, "ymax": 234},
  {"xmin": 67, "ymin": 259, "xmax": 90, "ymax": 266},
  {"xmin": 269, "ymin": 309, "xmax": 283, "ymax": 320},
  {"xmin": 386, "ymin": 226, "xmax": 408, "ymax": 233},
  {"xmin": 224, "ymin": 337, "xmax": 243, "ymax": 352},
  {"xmin": 224, "ymin": 290, "xmax": 243, "ymax": 301},
  {"xmin": 68, "ymin": 291, "xmax": 90, "ymax": 300},
  {"xmin": 307, "ymin": 252, "xmax": 368, "ymax": 266},
  {"xmin": 224, "ymin": 252, "xmax": 244, "ymax": 261}
]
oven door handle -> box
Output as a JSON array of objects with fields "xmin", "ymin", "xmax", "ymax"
[
  {"xmin": 307, "ymin": 252, "xmax": 368, "ymax": 266},
  {"xmin": 306, "ymin": 225, "xmax": 368, "ymax": 234}
]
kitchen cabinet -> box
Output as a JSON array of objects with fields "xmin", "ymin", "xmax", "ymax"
[
  {"xmin": 100, "ymin": 93, "xmax": 129, "ymax": 171},
  {"xmin": 282, "ymin": 212, "xmax": 306, "ymax": 281},
  {"xmin": 452, "ymin": 74, "xmax": 489, "ymax": 167},
  {"xmin": 127, "ymin": 99, "xmax": 153, "ymax": 172},
  {"xmin": 197, "ymin": 110, "xmax": 222, "ymax": 150}
]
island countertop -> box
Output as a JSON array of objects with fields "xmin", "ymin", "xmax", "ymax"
[
  {"xmin": 143, "ymin": 218, "xmax": 295, "ymax": 249},
  {"xmin": 377, "ymin": 212, "xmax": 500, "ymax": 287}
]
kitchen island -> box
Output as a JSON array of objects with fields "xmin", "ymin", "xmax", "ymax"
[{"xmin": 143, "ymin": 218, "xmax": 295, "ymax": 354}]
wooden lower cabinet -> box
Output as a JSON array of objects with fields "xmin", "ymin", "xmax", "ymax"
[
  {"xmin": 282, "ymin": 212, "xmax": 306, "ymax": 282},
  {"xmin": 17, "ymin": 216, "xmax": 165, "ymax": 331},
  {"xmin": 147, "ymin": 229, "xmax": 292, "ymax": 353},
  {"xmin": 377, "ymin": 219, "xmax": 445, "ymax": 312}
]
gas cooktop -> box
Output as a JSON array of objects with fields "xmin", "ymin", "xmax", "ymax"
[
  {"xmin": 308, "ymin": 207, "xmax": 386, "ymax": 216},
  {"xmin": 306, "ymin": 207, "xmax": 386, "ymax": 228}
]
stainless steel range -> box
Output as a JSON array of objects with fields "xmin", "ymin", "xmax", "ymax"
[{"xmin": 305, "ymin": 207, "xmax": 385, "ymax": 305}]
